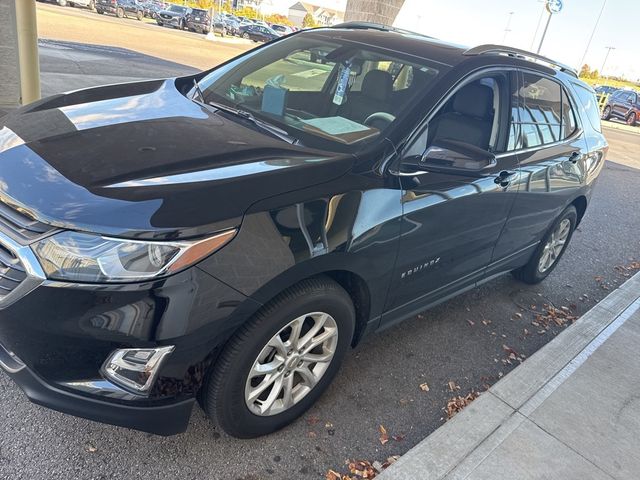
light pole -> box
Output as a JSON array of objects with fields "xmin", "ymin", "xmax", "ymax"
[
  {"xmin": 578, "ymin": 0, "xmax": 607, "ymax": 69},
  {"xmin": 600, "ymin": 46, "xmax": 615, "ymax": 75},
  {"xmin": 536, "ymin": 0, "xmax": 562, "ymax": 54},
  {"xmin": 502, "ymin": 11, "xmax": 514, "ymax": 44}
]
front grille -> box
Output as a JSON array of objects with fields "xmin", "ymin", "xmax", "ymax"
[
  {"xmin": 0, "ymin": 200, "xmax": 53, "ymax": 243},
  {"xmin": 0, "ymin": 244, "xmax": 26, "ymax": 298}
]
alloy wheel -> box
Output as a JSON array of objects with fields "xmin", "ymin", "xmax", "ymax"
[
  {"xmin": 244, "ymin": 312, "xmax": 338, "ymax": 416},
  {"xmin": 538, "ymin": 218, "xmax": 571, "ymax": 273},
  {"xmin": 627, "ymin": 113, "xmax": 637, "ymax": 126}
]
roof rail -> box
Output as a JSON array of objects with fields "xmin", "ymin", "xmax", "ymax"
[
  {"xmin": 330, "ymin": 21, "xmax": 434, "ymax": 39},
  {"xmin": 331, "ymin": 21, "xmax": 394, "ymax": 32},
  {"xmin": 464, "ymin": 44, "xmax": 578, "ymax": 78}
]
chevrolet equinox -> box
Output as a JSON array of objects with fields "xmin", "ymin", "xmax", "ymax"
[{"xmin": 0, "ymin": 22, "xmax": 607, "ymax": 438}]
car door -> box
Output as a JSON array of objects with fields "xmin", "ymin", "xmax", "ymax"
[
  {"xmin": 613, "ymin": 91, "xmax": 631, "ymax": 118},
  {"xmin": 491, "ymin": 69, "xmax": 587, "ymax": 273},
  {"xmin": 381, "ymin": 70, "xmax": 521, "ymax": 326}
]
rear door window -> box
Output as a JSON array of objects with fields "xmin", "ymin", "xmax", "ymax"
[{"xmin": 511, "ymin": 72, "xmax": 580, "ymax": 149}]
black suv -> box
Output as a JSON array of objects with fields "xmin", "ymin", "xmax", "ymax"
[
  {"xmin": 184, "ymin": 8, "xmax": 212, "ymax": 34},
  {"xmin": 0, "ymin": 23, "xmax": 606, "ymax": 438},
  {"xmin": 601, "ymin": 89, "xmax": 639, "ymax": 126},
  {"xmin": 95, "ymin": 0, "xmax": 143, "ymax": 20}
]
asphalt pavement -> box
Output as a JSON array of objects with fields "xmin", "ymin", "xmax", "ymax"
[{"xmin": 1, "ymin": 40, "xmax": 640, "ymax": 480}]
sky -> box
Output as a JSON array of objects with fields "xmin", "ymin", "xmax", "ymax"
[{"xmin": 394, "ymin": 0, "xmax": 639, "ymax": 80}]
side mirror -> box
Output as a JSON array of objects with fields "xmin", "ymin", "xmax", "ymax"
[{"xmin": 420, "ymin": 139, "xmax": 497, "ymax": 173}]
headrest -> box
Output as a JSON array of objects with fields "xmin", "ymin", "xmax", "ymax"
[
  {"xmin": 452, "ymin": 83, "xmax": 493, "ymax": 118},
  {"xmin": 362, "ymin": 70, "xmax": 393, "ymax": 102}
]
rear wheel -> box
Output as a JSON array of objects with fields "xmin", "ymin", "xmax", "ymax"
[
  {"xmin": 204, "ymin": 277, "xmax": 355, "ymax": 438},
  {"xmin": 601, "ymin": 105, "xmax": 611, "ymax": 120},
  {"xmin": 136, "ymin": 10, "xmax": 143, "ymax": 21},
  {"xmin": 242, "ymin": 32, "xmax": 250, "ymax": 39},
  {"xmin": 116, "ymin": 7, "xmax": 124, "ymax": 18},
  {"xmin": 626, "ymin": 112, "xmax": 637, "ymax": 126},
  {"xmin": 512, "ymin": 205, "xmax": 577, "ymax": 284}
]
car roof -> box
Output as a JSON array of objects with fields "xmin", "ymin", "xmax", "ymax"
[{"xmin": 314, "ymin": 23, "xmax": 578, "ymax": 77}]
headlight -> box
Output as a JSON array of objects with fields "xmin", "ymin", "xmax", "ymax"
[{"xmin": 32, "ymin": 229, "xmax": 236, "ymax": 283}]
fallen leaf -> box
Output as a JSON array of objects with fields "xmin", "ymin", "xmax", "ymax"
[
  {"xmin": 378, "ymin": 425, "xmax": 389, "ymax": 445},
  {"xmin": 419, "ymin": 382, "xmax": 430, "ymax": 392},
  {"xmin": 448, "ymin": 381, "xmax": 459, "ymax": 392},
  {"xmin": 86, "ymin": 445, "xmax": 97, "ymax": 453}
]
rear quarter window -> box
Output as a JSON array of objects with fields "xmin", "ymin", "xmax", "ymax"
[{"xmin": 571, "ymin": 83, "xmax": 602, "ymax": 132}]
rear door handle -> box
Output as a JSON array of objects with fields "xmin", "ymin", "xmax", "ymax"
[{"xmin": 494, "ymin": 170, "xmax": 516, "ymax": 187}]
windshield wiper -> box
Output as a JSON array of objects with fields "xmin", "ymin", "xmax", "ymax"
[{"xmin": 207, "ymin": 100, "xmax": 300, "ymax": 145}]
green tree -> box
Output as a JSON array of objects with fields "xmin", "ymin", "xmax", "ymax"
[{"xmin": 302, "ymin": 13, "xmax": 318, "ymax": 28}]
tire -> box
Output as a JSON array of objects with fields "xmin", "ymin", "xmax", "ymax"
[
  {"xmin": 601, "ymin": 105, "xmax": 611, "ymax": 120},
  {"xmin": 89, "ymin": 0, "xmax": 95, "ymax": 10},
  {"xmin": 137, "ymin": 10, "xmax": 143, "ymax": 21},
  {"xmin": 626, "ymin": 112, "xmax": 637, "ymax": 126},
  {"xmin": 97, "ymin": 9, "xmax": 103, "ymax": 14},
  {"xmin": 58, "ymin": 0, "xmax": 68, "ymax": 6},
  {"xmin": 242, "ymin": 32, "xmax": 250, "ymax": 39},
  {"xmin": 205, "ymin": 277, "xmax": 355, "ymax": 438},
  {"xmin": 116, "ymin": 7, "xmax": 124, "ymax": 18},
  {"xmin": 157, "ymin": 20, "xmax": 163, "ymax": 26},
  {"xmin": 512, "ymin": 205, "xmax": 577, "ymax": 284}
]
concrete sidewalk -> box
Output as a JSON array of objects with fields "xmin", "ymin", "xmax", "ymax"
[{"xmin": 379, "ymin": 271, "xmax": 640, "ymax": 480}]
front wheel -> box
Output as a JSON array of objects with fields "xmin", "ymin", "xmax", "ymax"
[
  {"xmin": 137, "ymin": 10, "xmax": 143, "ymax": 21},
  {"xmin": 626, "ymin": 112, "xmax": 637, "ymax": 126},
  {"xmin": 242, "ymin": 32, "xmax": 250, "ymax": 39},
  {"xmin": 116, "ymin": 7, "xmax": 124, "ymax": 18},
  {"xmin": 512, "ymin": 205, "xmax": 577, "ymax": 284},
  {"xmin": 204, "ymin": 277, "xmax": 355, "ymax": 438},
  {"xmin": 601, "ymin": 105, "xmax": 612, "ymax": 120}
]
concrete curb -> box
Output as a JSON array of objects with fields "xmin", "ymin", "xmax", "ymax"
[
  {"xmin": 378, "ymin": 271, "xmax": 640, "ymax": 480},
  {"xmin": 602, "ymin": 120, "xmax": 640, "ymax": 134}
]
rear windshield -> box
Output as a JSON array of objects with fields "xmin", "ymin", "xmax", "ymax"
[
  {"xmin": 571, "ymin": 83, "xmax": 602, "ymax": 132},
  {"xmin": 194, "ymin": 33, "xmax": 444, "ymax": 152}
]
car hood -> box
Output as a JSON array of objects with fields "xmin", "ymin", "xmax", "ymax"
[{"xmin": 0, "ymin": 79, "xmax": 352, "ymax": 240}]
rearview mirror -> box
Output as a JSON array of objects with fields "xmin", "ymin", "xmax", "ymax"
[{"xmin": 420, "ymin": 139, "xmax": 497, "ymax": 173}]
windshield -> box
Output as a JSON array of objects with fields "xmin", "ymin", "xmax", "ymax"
[
  {"xmin": 168, "ymin": 5, "xmax": 186, "ymax": 13},
  {"xmin": 195, "ymin": 33, "xmax": 443, "ymax": 152}
]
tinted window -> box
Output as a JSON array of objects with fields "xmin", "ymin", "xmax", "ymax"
[
  {"xmin": 516, "ymin": 73, "xmax": 562, "ymax": 148},
  {"xmin": 572, "ymin": 83, "xmax": 602, "ymax": 132}
]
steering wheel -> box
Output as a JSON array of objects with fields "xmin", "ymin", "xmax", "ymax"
[{"xmin": 364, "ymin": 112, "xmax": 396, "ymax": 129}]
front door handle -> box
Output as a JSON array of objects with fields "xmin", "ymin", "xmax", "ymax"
[{"xmin": 494, "ymin": 170, "xmax": 516, "ymax": 187}]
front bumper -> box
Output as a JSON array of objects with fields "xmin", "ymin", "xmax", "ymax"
[
  {"xmin": 1, "ymin": 342, "xmax": 194, "ymax": 435},
  {"xmin": 0, "ymin": 255, "xmax": 258, "ymax": 435}
]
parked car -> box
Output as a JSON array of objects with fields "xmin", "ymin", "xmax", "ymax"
[
  {"xmin": 271, "ymin": 24, "xmax": 294, "ymax": 36},
  {"xmin": 0, "ymin": 23, "xmax": 606, "ymax": 439},
  {"xmin": 156, "ymin": 3, "xmax": 189, "ymax": 29},
  {"xmin": 601, "ymin": 89, "xmax": 639, "ymax": 126},
  {"xmin": 593, "ymin": 85, "xmax": 618, "ymax": 102},
  {"xmin": 37, "ymin": 0, "xmax": 96, "ymax": 9},
  {"xmin": 242, "ymin": 24, "xmax": 280, "ymax": 42},
  {"xmin": 95, "ymin": 0, "xmax": 143, "ymax": 20},
  {"xmin": 222, "ymin": 18, "xmax": 240, "ymax": 36},
  {"xmin": 139, "ymin": 0, "xmax": 165, "ymax": 19},
  {"xmin": 184, "ymin": 8, "xmax": 211, "ymax": 34}
]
